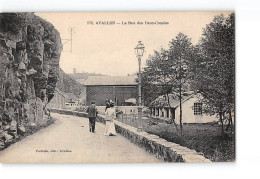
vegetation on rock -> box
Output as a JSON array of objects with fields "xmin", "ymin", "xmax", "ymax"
[{"xmin": 0, "ymin": 13, "xmax": 62, "ymax": 150}]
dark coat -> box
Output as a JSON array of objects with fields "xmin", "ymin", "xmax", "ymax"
[
  {"xmin": 105, "ymin": 102, "xmax": 110, "ymax": 111},
  {"xmin": 86, "ymin": 104, "xmax": 98, "ymax": 118}
]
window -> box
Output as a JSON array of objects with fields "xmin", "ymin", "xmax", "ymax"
[
  {"xmin": 171, "ymin": 108, "xmax": 175, "ymax": 119},
  {"xmin": 161, "ymin": 109, "xmax": 164, "ymax": 117},
  {"xmin": 194, "ymin": 103, "xmax": 202, "ymax": 115}
]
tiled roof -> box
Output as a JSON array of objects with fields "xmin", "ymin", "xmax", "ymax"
[
  {"xmin": 149, "ymin": 93, "xmax": 193, "ymax": 108},
  {"xmin": 82, "ymin": 75, "xmax": 137, "ymax": 86}
]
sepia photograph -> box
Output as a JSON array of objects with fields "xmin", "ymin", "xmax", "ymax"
[{"xmin": 0, "ymin": 11, "xmax": 235, "ymax": 163}]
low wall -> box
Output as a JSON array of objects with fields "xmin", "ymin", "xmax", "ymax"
[
  {"xmin": 50, "ymin": 108, "xmax": 105, "ymax": 123},
  {"xmin": 96, "ymin": 106, "xmax": 139, "ymax": 115},
  {"xmin": 50, "ymin": 108, "xmax": 211, "ymax": 163}
]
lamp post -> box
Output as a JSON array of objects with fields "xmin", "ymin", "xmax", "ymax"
[{"xmin": 134, "ymin": 41, "xmax": 145, "ymax": 132}]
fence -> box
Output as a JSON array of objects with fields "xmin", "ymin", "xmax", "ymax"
[
  {"xmin": 117, "ymin": 113, "xmax": 138, "ymax": 128},
  {"xmin": 95, "ymin": 106, "xmax": 140, "ymax": 127},
  {"xmin": 69, "ymin": 105, "xmax": 148, "ymax": 128},
  {"xmin": 96, "ymin": 106, "xmax": 139, "ymax": 115}
]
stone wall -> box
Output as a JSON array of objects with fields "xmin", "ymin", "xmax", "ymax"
[
  {"xmin": 0, "ymin": 13, "xmax": 62, "ymax": 150},
  {"xmin": 50, "ymin": 108, "xmax": 212, "ymax": 163}
]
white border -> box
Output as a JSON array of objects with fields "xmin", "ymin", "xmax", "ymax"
[{"xmin": 1, "ymin": 0, "xmax": 260, "ymax": 179}]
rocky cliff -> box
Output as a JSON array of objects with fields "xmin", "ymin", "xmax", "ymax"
[
  {"xmin": 57, "ymin": 69, "xmax": 84, "ymax": 99},
  {"xmin": 0, "ymin": 13, "xmax": 62, "ymax": 149}
]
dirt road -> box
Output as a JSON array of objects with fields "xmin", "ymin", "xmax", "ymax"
[{"xmin": 0, "ymin": 113, "xmax": 161, "ymax": 163}]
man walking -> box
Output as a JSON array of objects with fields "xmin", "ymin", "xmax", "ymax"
[{"xmin": 86, "ymin": 101, "xmax": 98, "ymax": 133}]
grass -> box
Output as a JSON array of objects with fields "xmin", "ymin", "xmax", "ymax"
[{"xmin": 116, "ymin": 116, "xmax": 235, "ymax": 162}]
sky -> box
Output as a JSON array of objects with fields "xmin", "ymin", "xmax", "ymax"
[{"xmin": 36, "ymin": 12, "xmax": 232, "ymax": 76}]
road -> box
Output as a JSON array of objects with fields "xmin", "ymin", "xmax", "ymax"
[{"xmin": 0, "ymin": 113, "xmax": 161, "ymax": 163}]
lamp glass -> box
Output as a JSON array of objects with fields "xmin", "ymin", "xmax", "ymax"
[{"xmin": 135, "ymin": 41, "xmax": 145, "ymax": 58}]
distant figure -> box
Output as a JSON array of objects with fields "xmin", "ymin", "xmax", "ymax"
[
  {"xmin": 86, "ymin": 101, "xmax": 98, "ymax": 133},
  {"xmin": 104, "ymin": 101, "xmax": 117, "ymax": 136},
  {"xmin": 105, "ymin": 99, "xmax": 110, "ymax": 111}
]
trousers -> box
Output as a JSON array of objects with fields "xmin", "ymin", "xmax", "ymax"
[{"xmin": 89, "ymin": 117, "xmax": 96, "ymax": 132}]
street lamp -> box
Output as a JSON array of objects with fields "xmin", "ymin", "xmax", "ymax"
[{"xmin": 134, "ymin": 41, "xmax": 145, "ymax": 132}]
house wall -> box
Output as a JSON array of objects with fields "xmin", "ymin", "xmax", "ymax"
[
  {"xmin": 150, "ymin": 97, "xmax": 218, "ymax": 123},
  {"xmin": 86, "ymin": 86, "xmax": 137, "ymax": 106},
  {"xmin": 175, "ymin": 97, "xmax": 218, "ymax": 124},
  {"xmin": 151, "ymin": 107, "xmax": 172, "ymax": 120}
]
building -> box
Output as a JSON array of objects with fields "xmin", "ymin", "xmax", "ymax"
[
  {"xmin": 64, "ymin": 92, "xmax": 80, "ymax": 107},
  {"xmin": 82, "ymin": 75, "xmax": 138, "ymax": 106},
  {"xmin": 149, "ymin": 93, "xmax": 218, "ymax": 124},
  {"xmin": 122, "ymin": 98, "xmax": 137, "ymax": 106},
  {"xmin": 47, "ymin": 89, "xmax": 65, "ymax": 109}
]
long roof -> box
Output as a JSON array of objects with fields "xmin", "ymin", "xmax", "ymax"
[
  {"xmin": 82, "ymin": 75, "xmax": 137, "ymax": 86},
  {"xmin": 149, "ymin": 93, "xmax": 193, "ymax": 108}
]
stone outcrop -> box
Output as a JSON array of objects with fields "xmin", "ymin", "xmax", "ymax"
[
  {"xmin": 0, "ymin": 13, "xmax": 62, "ymax": 150},
  {"xmin": 56, "ymin": 68, "xmax": 84, "ymax": 99}
]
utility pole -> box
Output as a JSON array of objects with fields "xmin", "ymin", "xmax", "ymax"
[{"xmin": 61, "ymin": 27, "xmax": 74, "ymax": 52}]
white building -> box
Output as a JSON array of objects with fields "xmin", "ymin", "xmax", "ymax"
[{"xmin": 149, "ymin": 93, "xmax": 218, "ymax": 124}]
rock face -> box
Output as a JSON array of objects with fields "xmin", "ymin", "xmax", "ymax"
[
  {"xmin": 56, "ymin": 68, "xmax": 84, "ymax": 99},
  {"xmin": 0, "ymin": 13, "xmax": 62, "ymax": 149}
]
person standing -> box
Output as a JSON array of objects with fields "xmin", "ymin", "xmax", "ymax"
[
  {"xmin": 86, "ymin": 101, "xmax": 98, "ymax": 133},
  {"xmin": 105, "ymin": 99, "xmax": 110, "ymax": 112},
  {"xmin": 104, "ymin": 102, "xmax": 116, "ymax": 136}
]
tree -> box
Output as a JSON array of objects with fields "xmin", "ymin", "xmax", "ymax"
[
  {"xmin": 141, "ymin": 48, "xmax": 179, "ymax": 128},
  {"xmin": 141, "ymin": 33, "xmax": 193, "ymax": 135},
  {"xmin": 140, "ymin": 55, "xmax": 162, "ymax": 106},
  {"xmin": 168, "ymin": 33, "xmax": 193, "ymax": 135},
  {"xmin": 192, "ymin": 13, "xmax": 235, "ymax": 135}
]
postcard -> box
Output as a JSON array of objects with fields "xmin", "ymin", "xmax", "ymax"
[{"xmin": 0, "ymin": 12, "xmax": 235, "ymax": 163}]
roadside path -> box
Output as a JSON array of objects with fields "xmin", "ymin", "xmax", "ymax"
[{"xmin": 0, "ymin": 113, "xmax": 161, "ymax": 163}]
